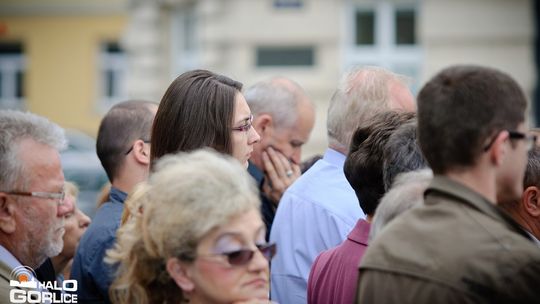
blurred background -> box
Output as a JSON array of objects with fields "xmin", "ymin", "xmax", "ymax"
[{"xmin": 0, "ymin": 0, "xmax": 538, "ymax": 216}]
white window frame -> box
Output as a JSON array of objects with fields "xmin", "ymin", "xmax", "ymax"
[
  {"xmin": 98, "ymin": 43, "xmax": 128, "ymax": 111},
  {"xmin": 171, "ymin": 3, "xmax": 199, "ymax": 78},
  {"xmin": 343, "ymin": 0, "xmax": 422, "ymax": 91},
  {"xmin": 0, "ymin": 54, "xmax": 26, "ymax": 110}
]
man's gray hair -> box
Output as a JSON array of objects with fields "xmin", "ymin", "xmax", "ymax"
[
  {"xmin": 370, "ymin": 169, "xmax": 432, "ymax": 240},
  {"xmin": 0, "ymin": 110, "xmax": 66, "ymax": 191},
  {"xmin": 383, "ymin": 120, "xmax": 428, "ymax": 191},
  {"xmin": 327, "ymin": 66, "xmax": 409, "ymax": 151},
  {"xmin": 244, "ymin": 77, "xmax": 311, "ymax": 130}
]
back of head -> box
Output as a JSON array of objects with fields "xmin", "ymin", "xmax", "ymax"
[
  {"xmin": 0, "ymin": 110, "xmax": 66, "ymax": 191},
  {"xmin": 370, "ymin": 169, "xmax": 433, "ymax": 240},
  {"xmin": 417, "ymin": 65, "xmax": 527, "ymax": 174},
  {"xmin": 244, "ymin": 77, "xmax": 311, "ymax": 129},
  {"xmin": 383, "ymin": 121, "xmax": 429, "ymax": 191},
  {"xmin": 108, "ymin": 149, "xmax": 259, "ymax": 304},
  {"xmin": 96, "ymin": 100, "xmax": 157, "ymax": 182},
  {"xmin": 327, "ymin": 66, "xmax": 412, "ymax": 151},
  {"xmin": 151, "ymin": 69, "xmax": 243, "ymax": 167},
  {"xmin": 524, "ymin": 146, "xmax": 540, "ymax": 189},
  {"xmin": 344, "ymin": 111, "xmax": 416, "ymax": 216}
]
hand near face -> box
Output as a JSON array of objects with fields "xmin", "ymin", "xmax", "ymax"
[
  {"xmin": 232, "ymin": 300, "xmax": 278, "ymax": 304},
  {"xmin": 261, "ymin": 146, "xmax": 301, "ymax": 205}
]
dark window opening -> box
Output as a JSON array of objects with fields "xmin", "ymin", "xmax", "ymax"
[
  {"xmin": 355, "ymin": 11, "xmax": 375, "ymax": 45},
  {"xmin": 256, "ymin": 47, "xmax": 314, "ymax": 67},
  {"xmin": 395, "ymin": 9, "xmax": 416, "ymax": 45}
]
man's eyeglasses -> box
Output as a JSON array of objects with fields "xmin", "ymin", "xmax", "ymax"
[
  {"xmin": 125, "ymin": 139, "xmax": 151, "ymax": 155},
  {"xmin": 232, "ymin": 114, "xmax": 254, "ymax": 133},
  {"xmin": 483, "ymin": 130, "xmax": 537, "ymax": 152},
  {"xmin": 508, "ymin": 131, "xmax": 537, "ymax": 151},
  {"xmin": 188, "ymin": 242, "xmax": 276, "ymax": 266},
  {"xmin": 1, "ymin": 190, "xmax": 65, "ymax": 205}
]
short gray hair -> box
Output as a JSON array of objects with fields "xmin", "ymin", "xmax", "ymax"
[
  {"xmin": 327, "ymin": 66, "xmax": 410, "ymax": 151},
  {"xmin": 383, "ymin": 120, "xmax": 429, "ymax": 191},
  {"xmin": 244, "ymin": 77, "xmax": 311, "ymax": 130},
  {"xmin": 0, "ymin": 110, "xmax": 66, "ymax": 191},
  {"xmin": 370, "ymin": 169, "xmax": 432, "ymax": 240}
]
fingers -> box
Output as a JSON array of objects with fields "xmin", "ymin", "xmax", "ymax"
[{"xmin": 261, "ymin": 147, "xmax": 302, "ymax": 205}]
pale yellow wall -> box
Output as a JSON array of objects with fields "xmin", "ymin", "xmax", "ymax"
[{"xmin": 0, "ymin": 15, "xmax": 126, "ymax": 136}]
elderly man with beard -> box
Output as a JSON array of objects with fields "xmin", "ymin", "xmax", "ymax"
[{"xmin": 0, "ymin": 110, "xmax": 71, "ymax": 301}]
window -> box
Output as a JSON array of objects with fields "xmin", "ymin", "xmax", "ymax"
[
  {"xmin": 171, "ymin": 3, "xmax": 199, "ymax": 76},
  {"xmin": 355, "ymin": 11, "xmax": 375, "ymax": 45},
  {"xmin": 274, "ymin": 0, "xmax": 303, "ymax": 9},
  {"xmin": 395, "ymin": 9, "xmax": 415, "ymax": 45},
  {"xmin": 0, "ymin": 43, "xmax": 25, "ymax": 110},
  {"xmin": 99, "ymin": 42, "xmax": 127, "ymax": 109},
  {"xmin": 256, "ymin": 46, "xmax": 314, "ymax": 67},
  {"xmin": 345, "ymin": 1, "xmax": 421, "ymax": 92}
]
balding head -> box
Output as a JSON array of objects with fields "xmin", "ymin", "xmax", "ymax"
[
  {"xmin": 246, "ymin": 77, "xmax": 315, "ymax": 168},
  {"xmin": 327, "ymin": 66, "xmax": 415, "ymax": 153}
]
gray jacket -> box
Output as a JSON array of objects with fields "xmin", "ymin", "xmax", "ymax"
[{"xmin": 357, "ymin": 176, "xmax": 540, "ymax": 304}]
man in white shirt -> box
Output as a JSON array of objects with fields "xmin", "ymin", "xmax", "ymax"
[{"xmin": 269, "ymin": 66, "xmax": 416, "ymax": 304}]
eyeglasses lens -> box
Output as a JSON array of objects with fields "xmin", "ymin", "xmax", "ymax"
[{"xmin": 225, "ymin": 243, "xmax": 276, "ymax": 266}]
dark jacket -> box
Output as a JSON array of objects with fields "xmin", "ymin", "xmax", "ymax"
[
  {"xmin": 70, "ymin": 187, "xmax": 127, "ymax": 304},
  {"xmin": 357, "ymin": 176, "xmax": 540, "ymax": 304},
  {"xmin": 248, "ymin": 162, "xmax": 275, "ymax": 241}
]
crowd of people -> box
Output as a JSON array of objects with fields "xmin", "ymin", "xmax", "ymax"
[{"xmin": 1, "ymin": 64, "xmax": 540, "ymax": 304}]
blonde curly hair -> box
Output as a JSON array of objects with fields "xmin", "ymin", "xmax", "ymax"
[{"xmin": 106, "ymin": 149, "xmax": 260, "ymax": 304}]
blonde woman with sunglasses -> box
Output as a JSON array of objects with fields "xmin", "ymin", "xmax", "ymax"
[{"xmin": 107, "ymin": 150, "xmax": 276, "ymax": 304}]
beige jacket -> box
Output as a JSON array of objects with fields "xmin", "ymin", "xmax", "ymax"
[{"xmin": 357, "ymin": 176, "xmax": 540, "ymax": 304}]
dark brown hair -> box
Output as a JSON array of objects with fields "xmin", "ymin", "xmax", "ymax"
[
  {"xmin": 96, "ymin": 100, "xmax": 157, "ymax": 182},
  {"xmin": 417, "ymin": 65, "xmax": 527, "ymax": 174},
  {"xmin": 151, "ymin": 69, "xmax": 243, "ymax": 168},
  {"xmin": 344, "ymin": 111, "xmax": 416, "ymax": 216}
]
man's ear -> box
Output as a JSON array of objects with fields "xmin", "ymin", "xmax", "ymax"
[
  {"xmin": 0, "ymin": 194, "xmax": 17, "ymax": 234},
  {"xmin": 132, "ymin": 140, "xmax": 150, "ymax": 165},
  {"xmin": 488, "ymin": 131, "xmax": 509, "ymax": 166},
  {"xmin": 523, "ymin": 186, "xmax": 540, "ymax": 217},
  {"xmin": 166, "ymin": 258, "xmax": 195, "ymax": 292},
  {"xmin": 252, "ymin": 114, "xmax": 273, "ymax": 136}
]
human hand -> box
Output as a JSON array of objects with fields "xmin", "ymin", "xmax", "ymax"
[
  {"xmin": 261, "ymin": 146, "xmax": 301, "ymax": 205},
  {"xmin": 232, "ymin": 300, "xmax": 278, "ymax": 304}
]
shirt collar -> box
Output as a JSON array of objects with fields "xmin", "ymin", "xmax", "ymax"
[
  {"xmin": 322, "ymin": 148, "xmax": 347, "ymax": 168},
  {"xmin": 109, "ymin": 186, "xmax": 128, "ymax": 204},
  {"xmin": 347, "ymin": 219, "xmax": 371, "ymax": 246},
  {"xmin": 0, "ymin": 245, "xmax": 23, "ymax": 271}
]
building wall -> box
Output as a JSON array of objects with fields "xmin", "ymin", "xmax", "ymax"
[
  {"xmin": 0, "ymin": 0, "xmax": 127, "ymax": 136},
  {"xmin": 421, "ymin": 0, "xmax": 534, "ymax": 96}
]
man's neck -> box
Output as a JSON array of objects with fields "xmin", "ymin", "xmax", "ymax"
[{"xmin": 445, "ymin": 166, "xmax": 497, "ymax": 204}]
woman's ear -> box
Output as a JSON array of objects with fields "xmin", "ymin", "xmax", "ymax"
[{"xmin": 166, "ymin": 258, "xmax": 195, "ymax": 292}]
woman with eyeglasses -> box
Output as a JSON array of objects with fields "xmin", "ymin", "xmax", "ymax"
[
  {"xmin": 151, "ymin": 69, "xmax": 260, "ymax": 169},
  {"xmin": 107, "ymin": 150, "xmax": 276, "ymax": 304}
]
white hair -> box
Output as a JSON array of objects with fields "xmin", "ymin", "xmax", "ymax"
[
  {"xmin": 369, "ymin": 169, "xmax": 433, "ymax": 241},
  {"xmin": 0, "ymin": 110, "xmax": 66, "ymax": 190},
  {"xmin": 327, "ymin": 66, "xmax": 410, "ymax": 151},
  {"xmin": 244, "ymin": 77, "xmax": 312, "ymax": 130}
]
